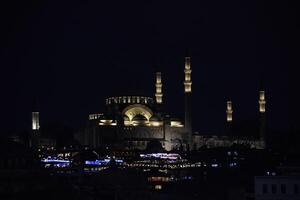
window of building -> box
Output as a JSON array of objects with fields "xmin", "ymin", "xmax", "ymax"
[
  {"xmin": 272, "ymin": 184, "xmax": 277, "ymax": 194},
  {"xmin": 281, "ymin": 184, "xmax": 286, "ymax": 194},
  {"xmin": 263, "ymin": 184, "xmax": 268, "ymax": 194}
]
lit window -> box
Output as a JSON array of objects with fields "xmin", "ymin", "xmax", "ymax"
[{"xmin": 155, "ymin": 185, "xmax": 162, "ymax": 190}]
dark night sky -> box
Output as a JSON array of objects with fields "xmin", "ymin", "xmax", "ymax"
[{"xmin": 0, "ymin": 0, "xmax": 296, "ymax": 135}]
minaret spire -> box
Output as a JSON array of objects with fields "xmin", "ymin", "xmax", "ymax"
[
  {"xmin": 226, "ymin": 100, "xmax": 233, "ymax": 122},
  {"xmin": 258, "ymin": 82, "xmax": 266, "ymax": 148},
  {"xmin": 184, "ymin": 57, "xmax": 192, "ymax": 93},
  {"xmin": 226, "ymin": 100, "xmax": 233, "ymax": 136},
  {"xmin": 155, "ymin": 72, "xmax": 163, "ymax": 104},
  {"xmin": 259, "ymin": 90, "xmax": 266, "ymax": 113},
  {"xmin": 184, "ymin": 56, "xmax": 192, "ymax": 150}
]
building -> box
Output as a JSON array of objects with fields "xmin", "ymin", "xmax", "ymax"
[
  {"xmin": 75, "ymin": 57, "xmax": 266, "ymax": 151},
  {"xmin": 255, "ymin": 176, "xmax": 300, "ymax": 200}
]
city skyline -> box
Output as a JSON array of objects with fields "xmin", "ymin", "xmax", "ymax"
[{"xmin": 0, "ymin": 1, "xmax": 298, "ymax": 200}]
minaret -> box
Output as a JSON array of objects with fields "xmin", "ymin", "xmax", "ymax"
[
  {"xmin": 32, "ymin": 112, "xmax": 40, "ymax": 131},
  {"xmin": 226, "ymin": 100, "xmax": 233, "ymax": 122},
  {"xmin": 184, "ymin": 57, "xmax": 192, "ymax": 93},
  {"xmin": 155, "ymin": 72, "xmax": 163, "ymax": 104},
  {"xmin": 259, "ymin": 90, "xmax": 266, "ymax": 114},
  {"xmin": 31, "ymin": 99, "xmax": 40, "ymax": 148},
  {"xmin": 226, "ymin": 100, "xmax": 233, "ymax": 136},
  {"xmin": 184, "ymin": 57, "xmax": 192, "ymax": 149},
  {"xmin": 259, "ymin": 88, "xmax": 266, "ymax": 148}
]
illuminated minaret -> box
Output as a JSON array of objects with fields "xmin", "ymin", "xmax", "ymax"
[
  {"xmin": 184, "ymin": 57, "xmax": 192, "ymax": 93},
  {"xmin": 259, "ymin": 90, "xmax": 266, "ymax": 113},
  {"xmin": 226, "ymin": 100, "xmax": 233, "ymax": 122},
  {"xmin": 259, "ymin": 87, "xmax": 266, "ymax": 148},
  {"xmin": 155, "ymin": 72, "xmax": 163, "ymax": 104},
  {"xmin": 184, "ymin": 57, "xmax": 192, "ymax": 148},
  {"xmin": 32, "ymin": 112, "xmax": 40, "ymax": 131},
  {"xmin": 31, "ymin": 99, "xmax": 40, "ymax": 148},
  {"xmin": 226, "ymin": 100, "xmax": 233, "ymax": 136}
]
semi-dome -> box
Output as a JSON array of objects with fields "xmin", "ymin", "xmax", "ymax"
[
  {"xmin": 122, "ymin": 104, "xmax": 153, "ymax": 121},
  {"xmin": 132, "ymin": 114, "xmax": 148, "ymax": 121},
  {"xmin": 98, "ymin": 114, "xmax": 115, "ymax": 125},
  {"xmin": 99, "ymin": 114, "xmax": 113, "ymax": 122}
]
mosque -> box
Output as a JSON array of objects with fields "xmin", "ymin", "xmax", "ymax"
[{"xmin": 73, "ymin": 57, "xmax": 267, "ymax": 151}]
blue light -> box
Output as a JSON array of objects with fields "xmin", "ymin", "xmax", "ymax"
[
  {"xmin": 85, "ymin": 158, "xmax": 124, "ymax": 166},
  {"xmin": 85, "ymin": 160, "xmax": 109, "ymax": 165},
  {"xmin": 41, "ymin": 159, "xmax": 70, "ymax": 163}
]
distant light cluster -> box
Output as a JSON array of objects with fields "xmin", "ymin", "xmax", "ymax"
[{"xmin": 140, "ymin": 153, "xmax": 182, "ymax": 160}]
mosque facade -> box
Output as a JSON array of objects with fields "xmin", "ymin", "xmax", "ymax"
[{"xmin": 74, "ymin": 57, "xmax": 266, "ymax": 151}]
